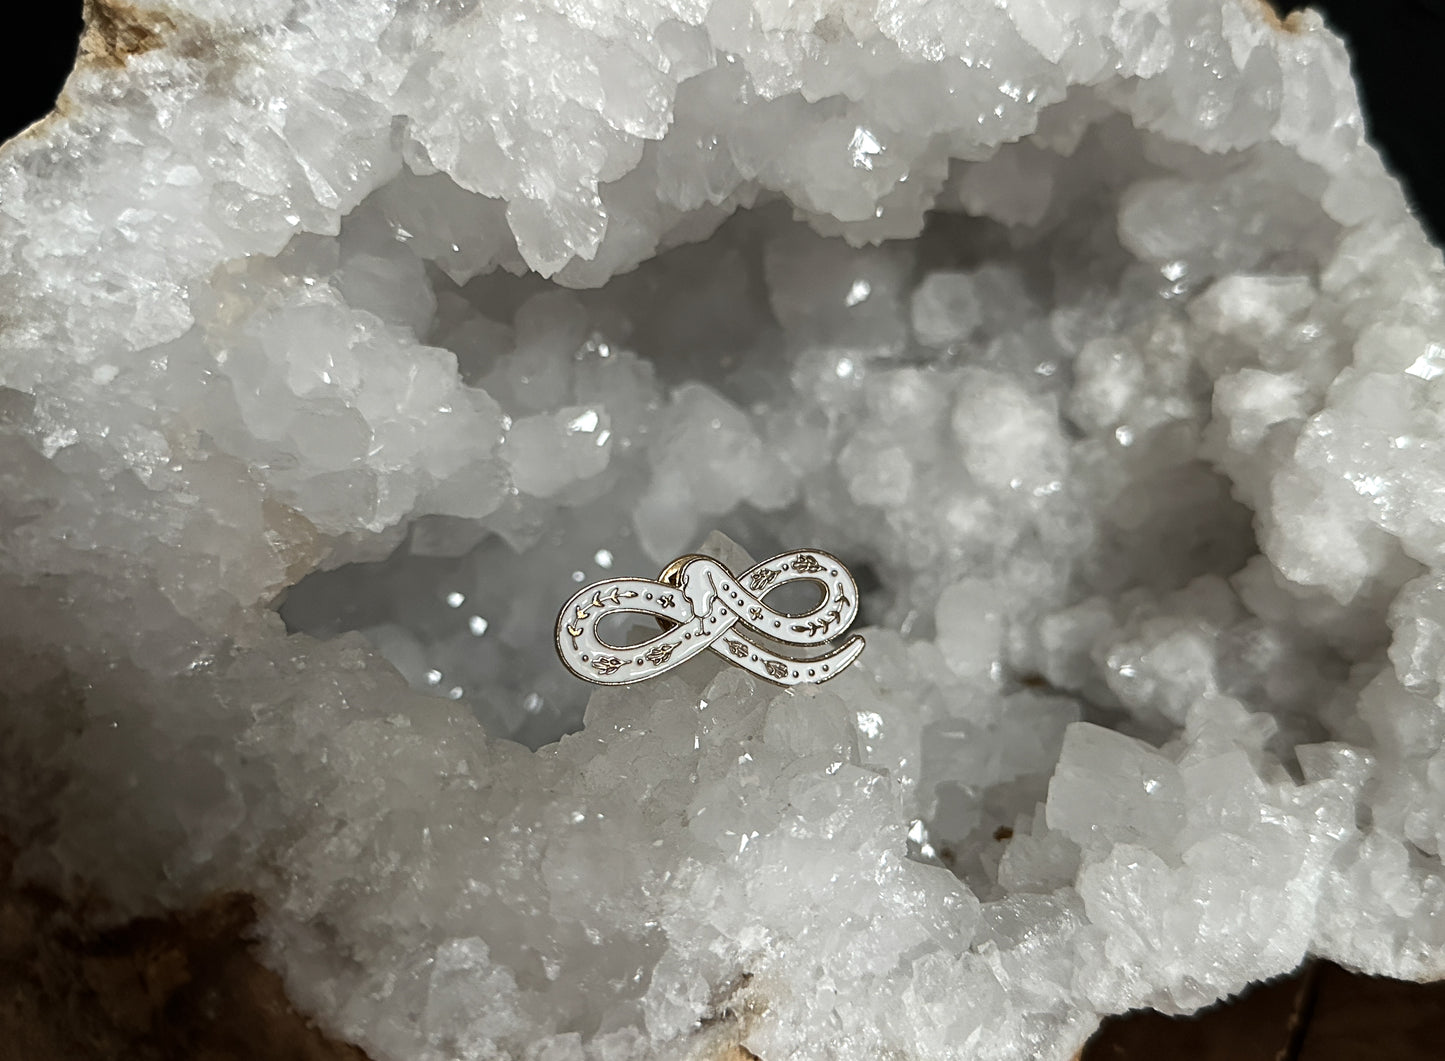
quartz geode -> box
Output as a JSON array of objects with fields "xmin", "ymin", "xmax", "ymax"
[{"xmin": 4, "ymin": 0, "xmax": 1445, "ymax": 1058}]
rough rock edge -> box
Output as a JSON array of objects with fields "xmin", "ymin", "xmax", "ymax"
[
  {"xmin": 1255, "ymin": 0, "xmax": 1307, "ymax": 35},
  {"xmin": 0, "ymin": 820, "xmax": 782, "ymax": 1061},
  {"xmin": 8, "ymin": 0, "xmax": 176, "ymax": 144},
  {"xmin": 79, "ymin": 0, "xmax": 171, "ymax": 67},
  {"xmin": 0, "ymin": 836, "xmax": 371, "ymax": 1061}
]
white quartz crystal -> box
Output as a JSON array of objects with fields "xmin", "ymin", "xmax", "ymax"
[{"xmin": 3, "ymin": 0, "xmax": 1444, "ymax": 1058}]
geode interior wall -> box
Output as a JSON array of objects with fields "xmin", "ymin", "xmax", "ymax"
[{"xmin": 4, "ymin": 1, "xmax": 1445, "ymax": 1059}]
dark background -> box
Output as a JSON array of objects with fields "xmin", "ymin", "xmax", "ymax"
[{"xmin": 1, "ymin": 1, "xmax": 1441, "ymax": 242}]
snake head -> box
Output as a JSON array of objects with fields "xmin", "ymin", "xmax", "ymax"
[{"xmin": 679, "ymin": 564, "xmax": 717, "ymax": 622}]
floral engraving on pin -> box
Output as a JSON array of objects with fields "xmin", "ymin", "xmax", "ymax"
[
  {"xmin": 575, "ymin": 586, "xmax": 639, "ymax": 622},
  {"xmin": 657, "ymin": 593, "xmax": 676, "ymax": 609},
  {"xmin": 764, "ymin": 659, "xmax": 790, "ymax": 680},
  {"xmin": 792, "ymin": 554, "xmax": 824, "ymax": 574},
  {"xmin": 645, "ymin": 641, "xmax": 680, "ymax": 666},
  {"xmin": 748, "ymin": 567, "xmax": 780, "ymax": 593},
  {"xmin": 725, "ymin": 639, "xmax": 750, "ymax": 659},
  {"xmin": 748, "ymin": 606, "xmax": 763, "ymax": 621},
  {"xmin": 590, "ymin": 654, "xmax": 624, "ymax": 676},
  {"xmin": 792, "ymin": 607, "xmax": 842, "ymax": 638}
]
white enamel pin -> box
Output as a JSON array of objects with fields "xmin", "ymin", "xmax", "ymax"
[{"xmin": 555, "ymin": 550, "xmax": 866, "ymax": 687}]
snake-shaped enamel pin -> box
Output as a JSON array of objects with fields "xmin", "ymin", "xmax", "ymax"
[{"xmin": 555, "ymin": 550, "xmax": 866, "ymax": 686}]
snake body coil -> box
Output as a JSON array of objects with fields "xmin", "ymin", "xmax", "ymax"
[{"xmin": 555, "ymin": 550, "xmax": 866, "ymax": 686}]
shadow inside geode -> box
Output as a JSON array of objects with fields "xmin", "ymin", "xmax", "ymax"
[{"xmin": 276, "ymin": 117, "xmax": 1280, "ymax": 759}]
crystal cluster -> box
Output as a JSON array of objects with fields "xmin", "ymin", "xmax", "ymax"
[{"xmin": 3, "ymin": 1, "xmax": 1444, "ymax": 1059}]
